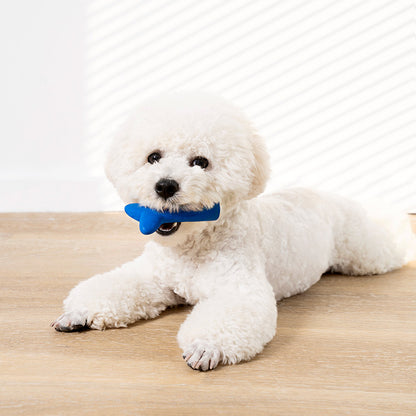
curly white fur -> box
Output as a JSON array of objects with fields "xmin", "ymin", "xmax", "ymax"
[{"xmin": 53, "ymin": 92, "xmax": 414, "ymax": 371}]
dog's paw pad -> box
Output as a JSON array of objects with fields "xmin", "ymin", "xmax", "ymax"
[
  {"xmin": 182, "ymin": 341, "xmax": 221, "ymax": 371},
  {"xmin": 51, "ymin": 310, "xmax": 89, "ymax": 332}
]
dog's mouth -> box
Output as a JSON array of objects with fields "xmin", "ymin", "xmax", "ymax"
[{"xmin": 156, "ymin": 222, "xmax": 181, "ymax": 236}]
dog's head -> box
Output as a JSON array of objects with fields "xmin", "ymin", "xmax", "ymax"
[{"xmin": 106, "ymin": 92, "xmax": 270, "ymax": 243}]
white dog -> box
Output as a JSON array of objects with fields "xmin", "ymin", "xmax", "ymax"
[{"xmin": 52, "ymin": 92, "xmax": 413, "ymax": 371}]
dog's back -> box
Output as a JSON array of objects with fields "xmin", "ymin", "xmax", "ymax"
[{"xmin": 244, "ymin": 188, "xmax": 413, "ymax": 300}]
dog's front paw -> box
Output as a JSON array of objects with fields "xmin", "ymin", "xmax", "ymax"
[
  {"xmin": 182, "ymin": 340, "xmax": 222, "ymax": 371},
  {"xmin": 51, "ymin": 310, "xmax": 89, "ymax": 332}
]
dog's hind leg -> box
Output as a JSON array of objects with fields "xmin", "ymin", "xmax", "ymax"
[{"xmin": 329, "ymin": 202, "xmax": 414, "ymax": 276}]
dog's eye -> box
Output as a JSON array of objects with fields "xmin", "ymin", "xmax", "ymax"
[
  {"xmin": 147, "ymin": 152, "xmax": 162, "ymax": 164},
  {"xmin": 190, "ymin": 157, "xmax": 209, "ymax": 169}
]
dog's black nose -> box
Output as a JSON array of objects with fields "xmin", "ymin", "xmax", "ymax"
[{"xmin": 155, "ymin": 178, "xmax": 180, "ymax": 200}]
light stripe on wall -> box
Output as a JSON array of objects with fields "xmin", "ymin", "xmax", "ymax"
[{"xmin": 85, "ymin": 0, "xmax": 416, "ymax": 211}]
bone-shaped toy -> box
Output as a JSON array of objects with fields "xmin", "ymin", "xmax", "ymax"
[{"xmin": 124, "ymin": 203, "xmax": 221, "ymax": 235}]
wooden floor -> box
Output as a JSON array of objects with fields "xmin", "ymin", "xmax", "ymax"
[{"xmin": 1, "ymin": 213, "xmax": 415, "ymax": 416}]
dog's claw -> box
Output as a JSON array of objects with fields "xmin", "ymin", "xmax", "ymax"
[
  {"xmin": 51, "ymin": 311, "xmax": 89, "ymax": 332},
  {"xmin": 182, "ymin": 341, "xmax": 221, "ymax": 371},
  {"xmin": 54, "ymin": 323, "xmax": 89, "ymax": 332}
]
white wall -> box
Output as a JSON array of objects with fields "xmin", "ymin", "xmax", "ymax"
[
  {"xmin": 1, "ymin": 0, "xmax": 415, "ymax": 212},
  {"xmin": 0, "ymin": 1, "xmax": 91, "ymax": 211}
]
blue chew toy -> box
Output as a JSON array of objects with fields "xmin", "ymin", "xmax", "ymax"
[{"xmin": 124, "ymin": 203, "xmax": 221, "ymax": 235}]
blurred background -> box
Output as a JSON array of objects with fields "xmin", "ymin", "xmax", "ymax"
[{"xmin": 0, "ymin": 0, "xmax": 415, "ymax": 212}]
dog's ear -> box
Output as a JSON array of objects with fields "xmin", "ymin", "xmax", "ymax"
[{"xmin": 247, "ymin": 131, "xmax": 271, "ymax": 199}]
